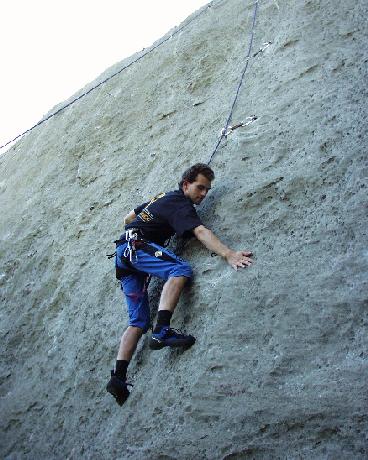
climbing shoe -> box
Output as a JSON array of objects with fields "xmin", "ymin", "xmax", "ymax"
[
  {"xmin": 149, "ymin": 326, "xmax": 196, "ymax": 350},
  {"xmin": 106, "ymin": 370, "xmax": 132, "ymax": 407}
]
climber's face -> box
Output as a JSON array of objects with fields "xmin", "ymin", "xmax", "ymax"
[{"xmin": 182, "ymin": 173, "xmax": 211, "ymax": 205}]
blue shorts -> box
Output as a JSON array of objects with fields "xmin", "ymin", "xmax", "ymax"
[{"xmin": 116, "ymin": 241, "xmax": 193, "ymax": 333}]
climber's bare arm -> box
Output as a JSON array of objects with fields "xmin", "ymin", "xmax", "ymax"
[
  {"xmin": 193, "ymin": 225, "xmax": 253, "ymax": 271},
  {"xmin": 124, "ymin": 210, "xmax": 136, "ymax": 226}
]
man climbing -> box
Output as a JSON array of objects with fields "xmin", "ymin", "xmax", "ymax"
[{"xmin": 106, "ymin": 163, "xmax": 253, "ymax": 406}]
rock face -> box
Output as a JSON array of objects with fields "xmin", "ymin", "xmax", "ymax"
[{"xmin": 1, "ymin": 0, "xmax": 367, "ymax": 458}]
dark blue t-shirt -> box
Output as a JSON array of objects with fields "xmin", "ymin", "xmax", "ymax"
[{"xmin": 125, "ymin": 189, "xmax": 203, "ymax": 245}]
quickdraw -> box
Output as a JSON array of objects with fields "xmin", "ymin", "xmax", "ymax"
[
  {"xmin": 253, "ymin": 41, "xmax": 272, "ymax": 58},
  {"xmin": 221, "ymin": 115, "xmax": 258, "ymax": 138}
]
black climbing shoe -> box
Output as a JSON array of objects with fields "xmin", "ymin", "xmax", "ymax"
[
  {"xmin": 149, "ymin": 326, "xmax": 196, "ymax": 350},
  {"xmin": 106, "ymin": 370, "xmax": 132, "ymax": 406}
]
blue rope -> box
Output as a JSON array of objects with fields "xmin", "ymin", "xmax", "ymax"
[
  {"xmin": 207, "ymin": 0, "xmax": 259, "ymax": 165},
  {"xmin": 0, "ymin": 3, "xmax": 213, "ymax": 151}
]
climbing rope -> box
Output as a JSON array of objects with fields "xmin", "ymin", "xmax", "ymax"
[
  {"xmin": 0, "ymin": 2, "xmax": 215, "ymax": 151},
  {"xmin": 207, "ymin": 0, "xmax": 261, "ymax": 165}
]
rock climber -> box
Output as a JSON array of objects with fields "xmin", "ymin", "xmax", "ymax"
[{"xmin": 106, "ymin": 163, "xmax": 253, "ymax": 406}]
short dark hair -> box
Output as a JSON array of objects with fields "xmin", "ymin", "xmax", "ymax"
[{"xmin": 178, "ymin": 163, "xmax": 215, "ymax": 190}]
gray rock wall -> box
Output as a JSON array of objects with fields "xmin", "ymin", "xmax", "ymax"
[{"xmin": 1, "ymin": 0, "xmax": 367, "ymax": 458}]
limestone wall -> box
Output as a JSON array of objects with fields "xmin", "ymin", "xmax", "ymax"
[{"xmin": 1, "ymin": 0, "xmax": 367, "ymax": 458}]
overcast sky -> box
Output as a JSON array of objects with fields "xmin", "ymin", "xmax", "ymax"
[{"xmin": 0, "ymin": 0, "xmax": 209, "ymax": 152}]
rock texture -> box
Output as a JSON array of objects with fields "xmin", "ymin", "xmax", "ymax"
[{"xmin": 1, "ymin": 0, "xmax": 367, "ymax": 458}]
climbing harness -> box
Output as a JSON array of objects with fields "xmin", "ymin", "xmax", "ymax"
[
  {"xmin": 123, "ymin": 229, "xmax": 140, "ymax": 263},
  {"xmin": 221, "ymin": 115, "xmax": 258, "ymax": 138},
  {"xmin": 106, "ymin": 229, "xmax": 141, "ymax": 268},
  {"xmin": 107, "ymin": 226, "xmax": 172, "ymax": 264},
  {"xmin": 109, "ymin": 229, "xmax": 146, "ymax": 280}
]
